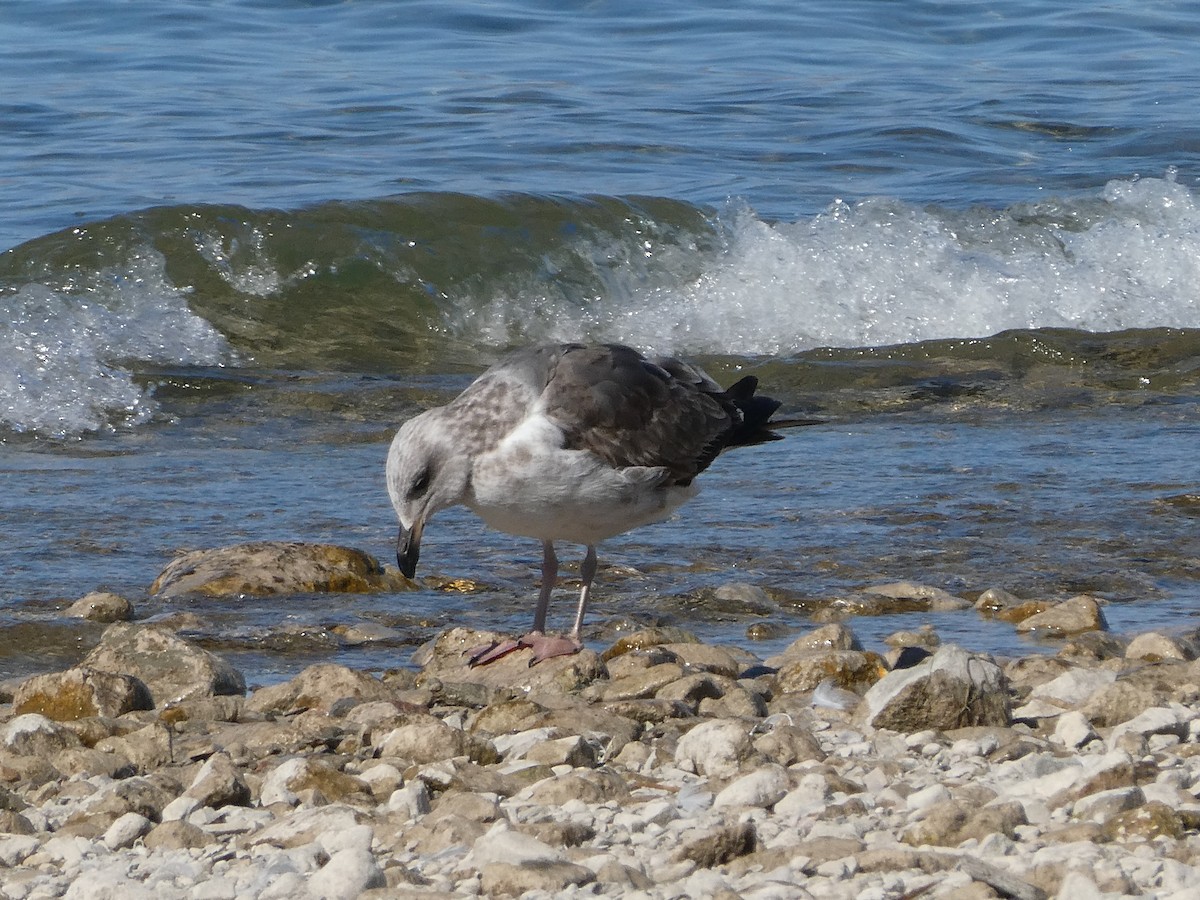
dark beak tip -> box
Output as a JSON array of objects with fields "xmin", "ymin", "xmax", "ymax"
[{"xmin": 397, "ymin": 523, "xmax": 421, "ymax": 579}]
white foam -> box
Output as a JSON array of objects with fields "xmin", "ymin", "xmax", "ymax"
[
  {"xmin": 0, "ymin": 249, "xmax": 229, "ymax": 437},
  {"xmin": 462, "ymin": 173, "xmax": 1200, "ymax": 356}
]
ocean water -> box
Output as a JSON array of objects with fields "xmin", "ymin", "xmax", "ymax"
[{"xmin": 2, "ymin": 0, "xmax": 1199, "ymax": 684}]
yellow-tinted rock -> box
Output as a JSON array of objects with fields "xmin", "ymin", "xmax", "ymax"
[{"xmin": 150, "ymin": 541, "xmax": 414, "ymax": 598}]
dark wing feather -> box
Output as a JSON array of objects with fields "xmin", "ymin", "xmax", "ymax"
[{"xmin": 543, "ymin": 343, "xmax": 775, "ymax": 484}]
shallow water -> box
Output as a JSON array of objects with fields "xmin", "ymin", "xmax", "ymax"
[{"xmin": 2, "ymin": 0, "xmax": 1199, "ymax": 685}]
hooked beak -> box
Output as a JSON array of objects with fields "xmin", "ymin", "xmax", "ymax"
[{"xmin": 396, "ymin": 519, "xmax": 424, "ymax": 578}]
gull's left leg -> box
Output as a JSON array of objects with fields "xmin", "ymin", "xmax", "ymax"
[
  {"xmin": 519, "ymin": 544, "xmax": 594, "ymax": 665},
  {"xmin": 469, "ymin": 541, "xmax": 558, "ymax": 666}
]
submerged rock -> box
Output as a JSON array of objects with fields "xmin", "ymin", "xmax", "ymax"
[
  {"xmin": 149, "ymin": 541, "xmax": 412, "ymax": 598},
  {"xmin": 1015, "ymin": 594, "xmax": 1108, "ymax": 637},
  {"xmin": 63, "ymin": 592, "xmax": 134, "ymax": 623}
]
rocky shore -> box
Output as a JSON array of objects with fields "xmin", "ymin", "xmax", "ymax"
[{"xmin": 3, "ymin": 544, "xmax": 1200, "ymax": 899}]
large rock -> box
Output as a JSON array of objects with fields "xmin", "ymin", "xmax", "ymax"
[
  {"xmin": 860, "ymin": 645, "xmax": 1010, "ymax": 732},
  {"xmin": 150, "ymin": 541, "xmax": 411, "ymax": 598},
  {"xmin": 415, "ymin": 627, "xmax": 607, "ymax": 695},
  {"xmin": 82, "ymin": 623, "xmax": 245, "ymax": 707},
  {"xmin": 246, "ymin": 664, "xmax": 398, "ymax": 715},
  {"xmin": 13, "ymin": 667, "xmax": 153, "ymax": 721},
  {"xmin": 772, "ymin": 649, "xmax": 886, "ymax": 694}
]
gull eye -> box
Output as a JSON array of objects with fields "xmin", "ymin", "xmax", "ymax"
[{"xmin": 409, "ymin": 467, "xmax": 432, "ymax": 500}]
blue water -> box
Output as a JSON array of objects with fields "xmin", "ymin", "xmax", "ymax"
[
  {"xmin": 2, "ymin": 0, "xmax": 1199, "ymax": 683},
  {"xmin": 4, "ymin": 0, "xmax": 1199, "ymax": 251}
]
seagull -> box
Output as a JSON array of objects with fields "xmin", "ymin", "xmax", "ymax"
[{"xmin": 386, "ymin": 342, "xmax": 783, "ymax": 665}]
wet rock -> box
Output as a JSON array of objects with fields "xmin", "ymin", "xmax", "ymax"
[
  {"xmin": 1015, "ymin": 594, "xmax": 1108, "ymax": 637},
  {"xmin": 13, "ymin": 667, "xmax": 153, "ymax": 721},
  {"xmin": 658, "ymin": 642, "xmax": 744, "ymax": 677},
  {"xmin": 64, "ymin": 591, "xmax": 134, "ymax": 623},
  {"xmin": 860, "ymin": 644, "xmax": 1010, "ymax": 732},
  {"xmin": 150, "ymin": 540, "xmax": 410, "ymax": 597},
  {"xmin": 601, "ymin": 626, "xmax": 701, "ymax": 660},
  {"xmin": 768, "ymin": 623, "xmax": 862, "ymax": 661},
  {"xmin": 1057, "ymin": 630, "xmax": 1128, "ymax": 661},
  {"xmin": 773, "ymin": 649, "xmax": 886, "ymax": 694},
  {"xmin": 81, "ymin": 623, "xmax": 245, "ymax": 706},
  {"xmin": 247, "ymin": 663, "xmax": 397, "ymax": 715},
  {"xmin": 861, "ymin": 581, "xmax": 972, "ymax": 612}
]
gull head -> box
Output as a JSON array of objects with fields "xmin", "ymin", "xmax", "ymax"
[{"xmin": 385, "ymin": 409, "xmax": 471, "ymax": 578}]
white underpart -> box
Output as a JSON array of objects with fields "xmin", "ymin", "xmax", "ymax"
[{"xmin": 469, "ymin": 410, "xmax": 697, "ymax": 546}]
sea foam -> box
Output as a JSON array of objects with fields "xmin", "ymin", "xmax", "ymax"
[{"xmin": 0, "ymin": 250, "xmax": 228, "ymax": 438}]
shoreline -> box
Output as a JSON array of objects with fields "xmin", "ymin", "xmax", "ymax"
[{"xmin": 3, "ymin": 582, "xmax": 1200, "ymax": 899}]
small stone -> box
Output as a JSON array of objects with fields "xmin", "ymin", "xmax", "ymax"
[
  {"xmin": 247, "ymin": 663, "xmax": 399, "ymax": 715},
  {"xmin": 1015, "ymin": 594, "xmax": 1108, "ymax": 637},
  {"xmin": 185, "ymin": 751, "xmax": 251, "ymax": 808},
  {"xmin": 376, "ymin": 713, "xmax": 496, "ymax": 765},
  {"xmin": 102, "ymin": 812, "xmax": 153, "ymax": 850},
  {"xmin": 1100, "ymin": 800, "xmax": 1185, "ymax": 842},
  {"xmin": 712, "ymin": 765, "xmax": 790, "ymax": 809},
  {"xmin": 144, "ymin": 819, "xmax": 210, "ymax": 851},
  {"xmin": 480, "ymin": 861, "xmax": 596, "ymax": 896},
  {"xmin": 1054, "ymin": 711, "xmax": 1099, "ymax": 749},
  {"xmin": 674, "ymin": 822, "xmax": 757, "ymax": 868},
  {"xmin": 674, "ymin": 719, "xmax": 756, "ymax": 778},
  {"xmin": 307, "ymin": 847, "xmax": 387, "ymax": 899},
  {"xmin": 771, "ymin": 623, "xmax": 862, "ymax": 659},
  {"xmin": 387, "ymin": 781, "xmax": 432, "ymax": 819},
  {"xmin": 523, "ymin": 735, "xmax": 597, "ymax": 768},
  {"xmin": 65, "ymin": 592, "xmax": 134, "ymax": 622},
  {"xmin": 466, "ymin": 823, "xmax": 565, "ymax": 868}
]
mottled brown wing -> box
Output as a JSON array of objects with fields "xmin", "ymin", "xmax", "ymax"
[
  {"xmin": 445, "ymin": 343, "xmax": 584, "ymax": 454},
  {"xmin": 542, "ymin": 343, "xmax": 739, "ymax": 484}
]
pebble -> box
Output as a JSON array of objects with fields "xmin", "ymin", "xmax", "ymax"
[{"xmin": 3, "ymin": 609, "xmax": 1200, "ymax": 899}]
